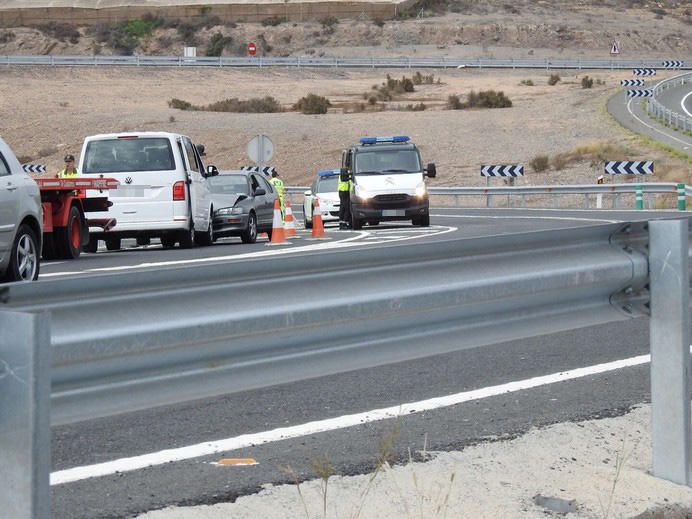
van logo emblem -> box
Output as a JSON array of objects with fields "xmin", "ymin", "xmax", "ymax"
[
  {"xmin": 385, "ymin": 177, "xmax": 395, "ymax": 185},
  {"xmin": 125, "ymin": 177, "xmax": 133, "ymax": 184}
]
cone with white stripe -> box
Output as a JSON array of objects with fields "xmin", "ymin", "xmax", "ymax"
[
  {"xmin": 283, "ymin": 198, "xmax": 298, "ymax": 238},
  {"xmin": 267, "ymin": 197, "xmax": 289, "ymax": 246},
  {"xmin": 310, "ymin": 198, "xmax": 328, "ymax": 240}
]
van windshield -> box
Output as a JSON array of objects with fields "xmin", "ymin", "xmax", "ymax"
[
  {"xmin": 316, "ymin": 175, "xmax": 338, "ymax": 193},
  {"xmin": 354, "ymin": 149, "xmax": 421, "ymax": 174},
  {"xmin": 82, "ymin": 138, "xmax": 175, "ymax": 173}
]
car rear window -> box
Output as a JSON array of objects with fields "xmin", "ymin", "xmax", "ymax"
[{"xmin": 82, "ymin": 137, "xmax": 175, "ymax": 173}]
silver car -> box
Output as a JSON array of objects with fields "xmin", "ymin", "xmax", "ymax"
[{"xmin": 0, "ymin": 136, "xmax": 42, "ymax": 282}]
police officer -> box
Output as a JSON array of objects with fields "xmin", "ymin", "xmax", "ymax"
[
  {"xmin": 338, "ymin": 171, "xmax": 351, "ymax": 230},
  {"xmin": 270, "ymin": 170, "xmax": 285, "ymax": 217},
  {"xmin": 58, "ymin": 154, "xmax": 79, "ymax": 178}
]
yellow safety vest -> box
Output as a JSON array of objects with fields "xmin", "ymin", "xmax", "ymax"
[
  {"xmin": 338, "ymin": 179, "xmax": 350, "ymax": 192},
  {"xmin": 271, "ymin": 177, "xmax": 284, "ymax": 198},
  {"xmin": 58, "ymin": 168, "xmax": 78, "ymax": 178}
]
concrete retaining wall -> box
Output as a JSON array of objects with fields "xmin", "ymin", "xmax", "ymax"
[{"xmin": 0, "ymin": 1, "xmax": 415, "ymax": 27}]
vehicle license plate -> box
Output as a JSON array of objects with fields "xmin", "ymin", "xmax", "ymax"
[
  {"xmin": 112, "ymin": 187, "xmax": 145, "ymax": 197},
  {"xmin": 382, "ymin": 210, "xmax": 404, "ymax": 217}
]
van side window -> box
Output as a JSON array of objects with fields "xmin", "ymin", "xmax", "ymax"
[
  {"xmin": 0, "ymin": 154, "xmax": 10, "ymax": 177},
  {"xmin": 183, "ymin": 139, "xmax": 199, "ymax": 173}
]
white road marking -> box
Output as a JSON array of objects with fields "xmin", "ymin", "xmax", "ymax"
[
  {"xmin": 50, "ymin": 350, "xmax": 669, "ymax": 486},
  {"xmin": 626, "ymin": 98, "xmax": 692, "ymax": 147},
  {"xmin": 432, "ymin": 213, "xmax": 621, "ymax": 224},
  {"xmin": 682, "ymin": 90, "xmax": 692, "ymax": 118}
]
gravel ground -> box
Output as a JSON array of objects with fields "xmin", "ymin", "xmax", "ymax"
[{"xmin": 139, "ymin": 405, "xmax": 692, "ymax": 519}]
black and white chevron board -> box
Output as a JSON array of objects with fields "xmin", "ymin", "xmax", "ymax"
[
  {"xmin": 632, "ymin": 68, "xmax": 656, "ymax": 76},
  {"xmin": 627, "ymin": 89, "xmax": 653, "ymax": 97},
  {"xmin": 22, "ymin": 164, "xmax": 46, "ymax": 173},
  {"xmin": 604, "ymin": 161, "xmax": 653, "ymax": 175},
  {"xmin": 662, "ymin": 60, "xmax": 683, "ymax": 68},
  {"xmin": 620, "ymin": 79, "xmax": 645, "ymax": 87},
  {"xmin": 241, "ymin": 165, "xmax": 276, "ymax": 175},
  {"xmin": 481, "ymin": 165, "xmax": 524, "ymax": 177}
]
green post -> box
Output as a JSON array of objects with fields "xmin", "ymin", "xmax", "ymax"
[
  {"xmin": 677, "ymin": 183, "xmax": 686, "ymax": 211},
  {"xmin": 635, "ymin": 184, "xmax": 644, "ymax": 210}
]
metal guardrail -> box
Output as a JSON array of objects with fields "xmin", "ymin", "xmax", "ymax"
[
  {"xmin": 287, "ymin": 182, "xmax": 691, "ymax": 210},
  {"xmin": 1, "ymin": 219, "xmax": 692, "ymax": 517},
  {"xmin": 647, "ymin": 72, "xmax": 692, "ymax": 133},
  {"xmin": 2, "ymin": 55, "xmax": 690, "ymax": 70}
]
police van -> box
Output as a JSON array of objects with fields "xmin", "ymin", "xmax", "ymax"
[{"xmin": 341, "ymin": 136, "xmax": 436, "ymax": 229}]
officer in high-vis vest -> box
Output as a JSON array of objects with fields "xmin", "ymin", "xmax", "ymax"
[
  {"xmin": 338, "ymin": 172, "xmax": 351, "ymax": 230},
  {"xmin": 270, "ymin": 170, "xmax": 285, "ymax": 217},
  {"xmin": 58, "ymin": 154, "xmax": 79, "ymax": 178}
]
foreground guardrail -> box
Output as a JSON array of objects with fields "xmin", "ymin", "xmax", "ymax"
[
  {"xmin": 1, "ymin": 219, "xmax": 691, "ymax": 517},
  {"xmin": 2, "ymin": 55, "xmax": 690, "ymax": 70},
  {"xmin": 648, "ymin": 72, "xmax": 692, "ymax": 133},
  {"xmin": 287, "ymin": 182, "xmax": 690, "ymax": 210}
]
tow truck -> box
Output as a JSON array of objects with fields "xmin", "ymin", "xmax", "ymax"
[{"xmin": 34, "ymin": 176, "xmax": 119, "ymax": 259}]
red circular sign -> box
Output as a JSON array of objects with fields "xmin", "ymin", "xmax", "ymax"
[{"xmin": 248, "ymin": 42, "xmax": 257, "ymax": 56}]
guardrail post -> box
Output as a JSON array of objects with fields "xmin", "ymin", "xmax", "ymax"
[
  {"xmin": 677, "ymin": 184, "xmax": 686, "ymax": 211},
  {"xmin": 0, "ymin": 309, "xmax": 51, "ymax": 519},
  {"xmin": 648, "ymin": 219, "xmax": 691, "ymax": 486},
  {"xmin": 635, "ymin": 185, "xmax": 644, "ymax": 209}
]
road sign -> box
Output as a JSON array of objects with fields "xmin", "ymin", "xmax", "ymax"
[
  {"xmin": 22, "ymin": 164, "xmax": 46, "ymax": 173},
  {"xmin": 604, "ymin": 161, "xmax": 653, "ymax": 175},
  {"xmin": 481, "ymin": 165, "xmax": 524, "ymax": 177},
  {"xmin": 248, "ymin": 42, "xmax": 257, "ymax": 56},
  {"xmin": 241, "ymin": 165, "xmax": 276, "ymax": 176},
  {"xmin": 620, "ymin": 79, "xmax": 644, "ymax": 87},
  {"xmin": 627, "ymin": 89, "xmax": 653, "ymax": 97},
  {"xmin": 246, "ymin": 134, "xmax": 274, "ymax": 165},
  {"xmin": 633, "ymin": 68, "xmax": 656, "ymax": 76},
  {"xmin": 662, "ymin": 60, "xmax": 683, "ymax": 69},
  {"xmin": 610, "ymin": 41, "xmax": 620, "ymax": 55}
]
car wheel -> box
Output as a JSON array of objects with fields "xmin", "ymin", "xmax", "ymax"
[
  {"xmin": 241, "ymin": 212, "xmax": 258, "ymax": 244},
  {"xmin": 161, "ymin": 236, "xmax": 176, "ymax": 249},
  {"xmin": 55, "ymin": 205, "xmax": 82, "ymax": 259},
  {"xmin": 413, "ymin": 214, "xmax": 430, "ymax": 227},
  {"xmin": 195, "ymin": 214, "xmax": 214, "ymax": 247},
  {"xmin": 83, "ymin": 237, "xmax": 98, "ymax": 253},
  {"xmin": 179, "ymin": 221, "xmax": 195, "ymax": 249},
  {"xmin": 105, "ymin": 238, "xmax": 121, "ymax": 251},
  {"xmin": 6, "ymin": 223, "xmax": 40, "ymax": 282},
  {"xmin": 351, "ymin": 214, "xmax": 363, "ymax": 230}
]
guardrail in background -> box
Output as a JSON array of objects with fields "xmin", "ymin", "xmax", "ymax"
[
  {"xmin": 1, "ymin": 219, "xmax": 691, "ymax": 517},
  {"xmin": 287, "ymin": 182, "xmax": 690, "ymax": 210},
  {"xmin": 2, "ymin": 55, "xmax": 690, "ymax": 70},
  {"xmin": 648, "ymin": 72, "xmax": 692, "ymax": 133}
]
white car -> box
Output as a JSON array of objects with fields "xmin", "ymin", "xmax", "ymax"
[
  {"xmin": 79, "ymin": 131, "xmax": 217, "ymax": 250},
  {"xmin": 0, "ymin": 136, "xmax": 42, "ymax": 282},
  {"xmin": 303, "ymin": 169, "xmax": 340, "ymax": 229}
]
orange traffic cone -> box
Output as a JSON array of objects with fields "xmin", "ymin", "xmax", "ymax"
[
  {"xmin": 284, "ymin": 198, "xmax": 298, "ymax": 238},
  {"xmin": 310, "ymin": 198, "xmax": 328, "ymax": 240},
  {"xmin": 267, "ymin": 197, "xmax": 289, "ymax": 246}
]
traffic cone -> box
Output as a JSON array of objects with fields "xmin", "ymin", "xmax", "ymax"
[
  {"xmin": 284, "ymin": 198, "xmax": 298, "ymax": 238},
  {"xmin": 310, "ymin": 198, "xmax": 328, "ymax": 240},
  {"xmin": 267, "ymin": 197, "xmax": 289, "ymax": 246}
]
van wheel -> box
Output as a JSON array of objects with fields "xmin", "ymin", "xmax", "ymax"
[
  {"xmin": 136, "ymin": 237, "xmax": 151, "ymax": 247},
  {"xmin": 179, "ymin": 222, "xmax": 195, "ymax": 249},
  {"xmin": 83, "ymin": 237, "xmax": 98, "ymax": 253},
  {"xmin": 369, "ymin": 220, "xmax": 380, "ymax": 226},
  {"xmin": 6, "ymin": 224, "xmax": 40, "ymax": 282},
  {"xmin": 161, "ymin": 236, "xmax": 176, "ymax": 249},
  {"xmin": 241, "ymin": 212, "xmax": 258, "ymax": 244},
  {"xmin": 351, "ymin": 215, "xmax": 363, "ymax": 230},
  {"xmin": 106, "ymin": 238, "xmax": 121, "ymax": 251},
  {"xmin": 195, "ymin": 215, "xmax": 214, "ymax": 247},
  {"xmin": 413, "ymin": 214, "xmax": 430, "ymax": 227}
]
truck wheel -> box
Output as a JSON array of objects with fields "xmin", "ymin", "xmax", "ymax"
[
  {"xmin": 6, "ymin": 224, "xmax": 40, "ymax": 282},
  {"xmin": 42, "ymin": 235, "xmax": 58, "ymax": 260},
  {"xmin": 351, "ymin": 215, "xmax": 363, "ymax": 230},
  {"xmin": 413, "ymin": 214, "xmax": 430, "ymax": 227},
  {"xmin": 56, "ymin": 205, "xmax": 82, "ymax": 259},
  {"xmin": 83, "ymin": 238, "xmax": 98, "ymax": 253},
  {"xmin": 240, "ymin": 212, "xmax": 258, "ymax": 244},
  {"xmin": 161, "ymin": 236, "xmax": 176, "ymax": 249},
  {"xmin": 179, "ymin": 222, "xmax": 195, "ymax": 249},
  {"xmin": 105, "ymin": 238, "xmax": 121, "ymax": 251}
]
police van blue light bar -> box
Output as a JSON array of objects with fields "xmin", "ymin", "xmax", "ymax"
[
  {"xmin": 359, "ymin": 136, "xmax": 410, "ymax": 144},
  {"xmin": 318, "ymin": 169, "xmax": 340, "ymax": 177}
]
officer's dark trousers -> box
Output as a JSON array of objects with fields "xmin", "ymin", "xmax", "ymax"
[{"xmin": 339, "ymin": 191, "xmax": 351, "ymax": 228}]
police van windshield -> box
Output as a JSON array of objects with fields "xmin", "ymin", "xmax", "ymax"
[
  {"xmin": 82, "ymin": 138, "xmax": 175, "ymax": 173},
  {"xmin": 208, "ymin": 174, "xmax": 250, "ymax": 195},
  {"xmin": 316, "ymin": 175, "xmax": 338, "ymax": 192},
  {"xmin": 354, "ymin": 150, "xmax": 421, "ymax": 174}
]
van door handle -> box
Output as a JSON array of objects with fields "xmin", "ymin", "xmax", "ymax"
[{"xmin": 7, "ymin": 185, "xmax": 17, "ymax": 191}]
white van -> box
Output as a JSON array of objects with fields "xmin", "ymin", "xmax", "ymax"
[{"xmin": 79, "ymin": 132, "xmax": 216, "ymax": 250}]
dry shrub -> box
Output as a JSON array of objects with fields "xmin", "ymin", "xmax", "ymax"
[
  {"xmin": 168, "ymin": 98, "xmax": 192, "ymax": 110},
  {"xmin": 37, "ymin": 22, "xmax": 80, "ymax": 43},
  {"xmin": 548, "ymin": 73, "xmax": 561, "ymax": 86},
  {"xmin": 581, "ymin": 76, "xmax": 594, "ymax": 89},
  {"xmin": 204, "ymin": 96, "xmax": 282, "ymax": 113},
  {"xmin": 206, "ymin": 32, "xmax": 232, "ymax": 56},
  {"xmin": 0, "ymin": 30, "xmax": 16, "ymax": 44},
  {"xmin": 530, "ymin": 155, "xmax": 550, "ymax": 172},
  {"xmin": 447, "ymin": 94, "xmax": 463, "ymax": 109},
  {"xmin": 551, "ymin": 153, "xmax": 569, "ymax": 171},
  {"xmin": 294, "ymin": 94, "xmax": 331, "ymax": 114},
  {"xmin": 448, "ymin": 90, "xmax": 512, "ymax": 110},
  {"xmin": 412, "ymin": 71, "xmax": 436, "ymax": 85}
]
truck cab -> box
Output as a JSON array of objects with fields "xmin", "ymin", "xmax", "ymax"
[{"xmin": 342, "ymin": 136, "xmax": 436, "ymax": 230}]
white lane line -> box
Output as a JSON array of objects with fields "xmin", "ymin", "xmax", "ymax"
[
  {"xmin": 51, "ymin": 350, "xmax": 663, "ymax": 486},
  {"xmin": 432, "ymin": 213, "xmax": 621, "ymax": 224},
  {"xmin": 626, "ymin": 98, "xmax": 692, "ymax": 147},
  {"xmin": 682, "ymin": 90, "xmax": 692, "ymax": 118}
]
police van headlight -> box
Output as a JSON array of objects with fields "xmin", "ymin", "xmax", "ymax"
[
  {"xmin": 355, "ymin": 185, "xmax": 372, "ymax": 200},
  {"xmin": 217, "ymin": 207, "xmax": 244, "ymax": 216},
  {"xmin": 415, "ymin": 182, "xmax": 427, "ymax": 198}
]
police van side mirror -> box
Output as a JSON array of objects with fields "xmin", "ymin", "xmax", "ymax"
[
  {"xmin": 206, "ymin": 165, "xmax": 219, "ymax": 177},
  {"xmin": 425, "ymin": 163, "xmax": 437, "ymax": 178},
  {"xmin": 340, "ymin": 167, "xmax": 350, "ymax": 182}
]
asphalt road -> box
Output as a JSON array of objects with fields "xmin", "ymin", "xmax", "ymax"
[
  {"xmin": 607, "ymin": 76, "xmax": 692, "ymax": 155},
  {"xmin": 47, "ymin": 207, "xmax": 691, "ymax": 518}
]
